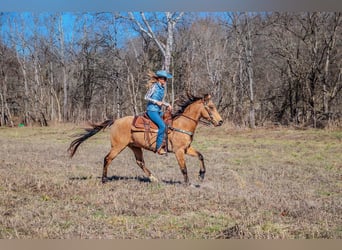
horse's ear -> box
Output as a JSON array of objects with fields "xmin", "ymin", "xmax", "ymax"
[{"xmin": 203, "ymin": 94, "xmax": 211, "ymax": 102}]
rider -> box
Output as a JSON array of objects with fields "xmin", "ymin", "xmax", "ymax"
[{"xmin": 144, "ymin": 70, "xmax": 173, "ymax": 155}]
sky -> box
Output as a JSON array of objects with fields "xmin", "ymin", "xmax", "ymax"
[
  {"xmin": 0, "ymin": 0, "xmax": 340, "ymax": 12},
  {"xmin": 0, "ymin": 12, "xmax": 168, "ymax": 50},
  {"xmin": 0, "ymin": 12, "xmax": 229, "ymax": 52},
  {"xmin": 1, "ymin": 1, "xmax": 340, "ymax": 55}
]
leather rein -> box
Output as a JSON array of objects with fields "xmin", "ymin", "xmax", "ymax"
[{"xmin": 169, "ymin": 101, "xmax": 216, "ymax": 136}]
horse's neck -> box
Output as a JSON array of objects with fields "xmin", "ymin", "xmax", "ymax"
[
  {"xmin": 172, "ymin": 104, "xmax": 201, "ymax": 131},
  {"xmin": 183, "ymin": 103, "xmax": 202, "ymax": 121}
]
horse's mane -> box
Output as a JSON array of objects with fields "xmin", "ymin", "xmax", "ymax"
[{"xmin": 172, "ymin": 92, "xmax": 204, "ymax": 118}]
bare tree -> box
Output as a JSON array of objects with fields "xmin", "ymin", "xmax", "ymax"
[
  {"xmin": 1, "ymin": 12, "xmax": 341, "ymax": 128},
  {"xmin": 243, "ymin": 13, "xmax": 256, "ymax": 128},
  {"xmin": 127, "ymin": 12, "xmax": 184, "ymax": 104},
  {"xmin": 128, "ymin": 12, "xmax": 183, "ymax": 71},
  {"xmin": 322, "ymin": 13, "xmax": 341, "ymax": 115},
  {"xmin": 56, "ymin": 14, "xmax": 69, "ymax": 122},
  {"xmin": 0, "ymin": 16, "xmax": 15, "ymax": 126},
  {"xmin": 0, "ymin": 46, "xmax": 15, "ymax": 127},
  {"xmin": 223, "ymin": 12, "xmax": 258, "ymax": 128},
  {"xmin": 10, "ymin": 14, "xmax": 32, "ymax": 125}
]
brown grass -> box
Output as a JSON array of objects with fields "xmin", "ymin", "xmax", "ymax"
[{"xmin": 0, "ymin": 124, "xmax": 341, "ymax": 239}]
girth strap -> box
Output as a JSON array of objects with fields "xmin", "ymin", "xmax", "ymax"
[{"xmin": 169, "ymin": 126, "xmax": 193, "ymax": 136}]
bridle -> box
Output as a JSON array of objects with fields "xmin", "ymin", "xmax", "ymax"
[
  {"xmin": 169, "ymin": 98, "xmax": 218, "ymax": 137},
  {"xmin": 179, "ymin": 100, "xmax": 216, "ymax": 127},
  {"xmin": 202, "ymin": 101, "xmax": 216, "ymax": 126}
]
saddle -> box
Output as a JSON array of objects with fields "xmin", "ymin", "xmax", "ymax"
[
  {"xmin": 132, "ymin": 111, "xmax": 172, "ymax": 152},
  {"xmin": 132, "ymin": 113, "xmax": 159, "ymax": 131},
  {"xmin": 132, "ymin": 111, "xmax": 172, "ymax": 131}
]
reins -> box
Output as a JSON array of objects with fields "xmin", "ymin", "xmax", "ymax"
[
  {"xmin": 168, "ymin": 100, "xmax": 215, "ymax": 136},
  {"xmin": 180, "ymin": 114, "xmax": 211, "ymax": 127},
  {"xmin": 179, "ymin": 114, "xmax": 198, "ymax": 124}
]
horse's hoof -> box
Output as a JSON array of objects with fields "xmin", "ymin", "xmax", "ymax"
[
  {"xmin": 102, "ymin": 177, "xmax": 108, "ymax": 184},
  {"xmin": 199, "ymin": 171, "xmax": 205, "ymax": 181},
  {"xmin": 149, "ymin": 175, "xmax": 159, "ymax": 183},
  {"xmin": 190, "ymin": 183, "xmax": 201, "ymax": 188}
]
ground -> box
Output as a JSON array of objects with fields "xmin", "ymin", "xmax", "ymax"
[{"xmin": 0, "ymin": 124, "xmax": 341, "ymax": 239}]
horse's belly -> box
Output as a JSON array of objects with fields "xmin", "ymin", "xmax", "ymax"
[{"xmin": 131, "ymin": 131, "xmax": 157, "ymax": 149}]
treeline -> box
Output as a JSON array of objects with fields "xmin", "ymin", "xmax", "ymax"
[{"xmin": 0, "ymin": 12, "xmax": 341, "ymax": 128}]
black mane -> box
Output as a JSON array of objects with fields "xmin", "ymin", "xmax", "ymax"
[{"xmin": 172, "ymin": 92, "xmax": 203, "ymax": 118}]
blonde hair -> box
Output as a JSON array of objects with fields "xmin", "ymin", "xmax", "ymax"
[{"xmin": 146, "ymin": 70, "xmax": 159, "ymax": 89}]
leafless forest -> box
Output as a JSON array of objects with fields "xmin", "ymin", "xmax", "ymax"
[
  {"xmin": 0, "ymin": 12, "xmax": 341, "ymax": 128},
  {"xmin": 1, "ymin": 12, "xmax": 341, "ymax": 239}
]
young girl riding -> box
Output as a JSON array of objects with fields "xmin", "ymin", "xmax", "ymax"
[{"xmin": 144, "ymin": 70, "xmax": 173, "ymax": 155}]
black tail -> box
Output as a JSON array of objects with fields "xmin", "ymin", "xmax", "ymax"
[{"xmin": 68, "ymin": 119, "xmax": 114, "ymax": 158}]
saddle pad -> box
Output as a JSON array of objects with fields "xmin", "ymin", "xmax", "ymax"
[{"xmin": 132, "ymin": 114, "xmax": 158, "ymax": 130}]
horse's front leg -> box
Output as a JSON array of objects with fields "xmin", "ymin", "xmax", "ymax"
[
  {"xmin": 175, "ymin": 149, "xmax": 189, "ymax": 184},
  {"xmin": 186, "ymin": 146, "xmax": 205, "ymax": 181}
]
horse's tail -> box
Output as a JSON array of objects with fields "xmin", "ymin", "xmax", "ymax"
[{"xmin": 68, "ymin": 119, "xmax": 114, "ymax": 158}]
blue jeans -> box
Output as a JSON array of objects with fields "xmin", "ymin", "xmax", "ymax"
[{"xmin": 147, "ymin": 110, "xmax": 166, "ymax": 150}]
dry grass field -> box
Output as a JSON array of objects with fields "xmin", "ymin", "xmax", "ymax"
[{"xmin": 0, "ymin": 124, "xmax": 341, "ymax": 239}]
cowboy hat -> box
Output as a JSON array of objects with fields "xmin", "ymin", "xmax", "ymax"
[{"xmin": 156, "ymin": 70, "xmax": 172, "ymax": 79}]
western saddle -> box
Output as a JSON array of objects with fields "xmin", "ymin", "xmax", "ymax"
[{"xmin": 131, "ymin": 110, "xmax": 172, "ymax": 152}]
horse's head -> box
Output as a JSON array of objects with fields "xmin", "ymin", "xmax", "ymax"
[{"xmin": 200, "ymin": 94, "xmax": 223, "ymax": 127}]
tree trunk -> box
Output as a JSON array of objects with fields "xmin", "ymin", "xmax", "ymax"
[
  {"xmin": 128, "ymin": 12, "xmax": 183, "ymax": 104},
  {"xmin": 244, "ymin": 13, "xmax": 256, "ymax": 129},
  {"xmin": 16, "ymin": 52, "xmax": 30, "ymax": 126},
  {"xmin": 323, "ymin": 13, "xmax": 340, "ymax": 114},
  {"xmin": 58, "ymin": 15, "xmax": 68, "ymax": 122},
  {"xmin": 0, "ymin": 90, "xmax": 4, "ymax": 126}
]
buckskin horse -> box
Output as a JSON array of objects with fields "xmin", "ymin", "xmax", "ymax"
[{"xmin": 68, "ymin": 93, "xmax": 223, "ymax": 185}]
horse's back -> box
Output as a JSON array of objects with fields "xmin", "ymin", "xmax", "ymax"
[
  {"xmin": 111, "ymin": 115, "xmax": 134, "ymax": 131},
  {"xmin": 110, "ymin": 116, "xmax": 134, "ymax": 143}
]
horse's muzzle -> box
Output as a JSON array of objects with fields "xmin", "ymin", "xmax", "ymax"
[{"xmin": 216, "ymin": 120, "xmax": 223, "ymax": 127}]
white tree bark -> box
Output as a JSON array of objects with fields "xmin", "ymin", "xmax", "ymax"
[
  {"xmin": 58, "ymin": 14, "xmax": 69, "ymax": 122},
  {"xmin": 127, "ymin": 12, "xmax": 183, "ymax": 104},
  {"xmin": 244, "ymin": 13, "xmax": 256, "ymax": 129}
]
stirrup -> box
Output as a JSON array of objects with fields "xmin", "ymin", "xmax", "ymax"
[{"xmin": 157, "ymin": 147, "xmax": 167, "ymax": 155}]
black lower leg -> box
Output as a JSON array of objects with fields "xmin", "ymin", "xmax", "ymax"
[
  {"xmin": 199, "ymin": 169, "xmax": 206, "ymax": 180},
  {"xmin": 181, "ymin": 168, "xmax": 189, "ymax": 184},
  {"xmin": 198, "ymin": 153, "xmax": 206, "ymax": 180},
  {"xmin": 102, "ymin": 156, "xmax": 109, "ymax": 183}
]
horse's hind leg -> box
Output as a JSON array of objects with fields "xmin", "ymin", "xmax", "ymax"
[
  {"xmin": 102, "ymin": 146, "xmax": 125, "ymax": 183},
  {"xmin": 129, "ymin": 146, "xmax": 158, "ymax": 182}
]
